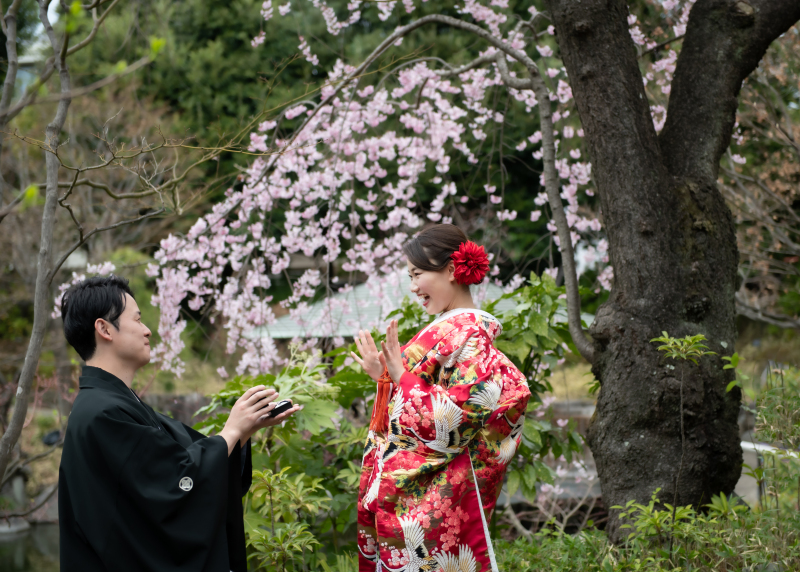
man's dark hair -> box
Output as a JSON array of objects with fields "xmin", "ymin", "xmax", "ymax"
[{"xmin": 61, "ymin": 275, "xmax": 135, "ymax": 361}]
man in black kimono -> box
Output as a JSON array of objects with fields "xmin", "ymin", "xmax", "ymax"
[{"xmin": 58, "ymin": 276, "xmax": 302, "ymax": 572}]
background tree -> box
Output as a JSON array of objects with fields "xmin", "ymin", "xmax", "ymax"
[
  {"xmin": 147, "ymin": 0, "xmax": 800, "ymax": 541},
  {"xmin": 720, "ymin": 28, "xmax": 800, "ymax": 329},
  {"xmin": 0, "ymin": 0, "xmax": 267, "ymax": 486}
]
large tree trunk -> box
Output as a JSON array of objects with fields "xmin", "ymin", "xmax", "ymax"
[{"xmin": 544, "ymin": 0, "xmax": 800, "ymax": 541}]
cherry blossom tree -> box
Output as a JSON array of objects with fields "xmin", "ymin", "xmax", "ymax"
[{"xmin": 149, "ymin": 0, "xmax": 800, "ymax": 539}]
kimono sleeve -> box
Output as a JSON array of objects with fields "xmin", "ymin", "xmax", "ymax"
[
  {"xmin": 87, "ymin": 407, "xmax": 241, "ymax": 571},
  {"xmin": 391, "ymin": 327, "xmax": 501, "ymax": 482},
  {"xmin": 180, "ymin": 417, "xmax": 253, "ymax": 495}
]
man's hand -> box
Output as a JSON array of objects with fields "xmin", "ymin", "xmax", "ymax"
[
  {"xmin": 219, "ymin": 385, "xmax": 280, "ymax": 454},
  {"xmin": 253, "ymin": 401, "xmax": 303, "ymax": 432}
]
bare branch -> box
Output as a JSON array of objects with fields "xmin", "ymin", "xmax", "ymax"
[
  {"xmin": 66, "ymin": 0, "xmax": 122, "ymax": 55},
  {"xmin": 48, "ymin": 208, "xmax": 166, "ymax": 284},
  {"xmin": 52, "ymin": 178, "xmax": 157, "ymax": 200},
  {"xmin": 1, "ymin": 439, "xmax": 63, "ymax": 489},
  {"xmin": 435, "ymin": 54, "xmax": 496, "ymax": 78},
  {"xmin": 0, "ymin": 56, "xmax": 152, "ymax": 120},
  {"xmin": 0, "ymin": 60, "xmax": 57, "ymax": 124},
  {"xmin": 493, "ymin": 52, "xmax": 534, "ymax": 90},
  {"xmin": 1, "ymin": 483, "xmax": 58, "ymax": 520},
  {"xmin": 0, "ymin": 0, "xmax": 75, "ymax": 485},
  {"xmin": 0, "ymin": 0, "xmax": 25, "ymax": 113},
  {"xmin": 722, "ymin": 165, "xmax": 800, "ymax": 226},
  {"xmin": 735, "ymin": 294, "xmax": 800, "ymax": 329},
  {"xmin": 503, "ymin": 503, "xmax": 532, "ymax": 539},
  {"xmin": 81, "ymin": 0, "xmax": 114, "ymax": 9},
  {"xmin": 0, "ymin": 0, "xmax": 26, "ymax": 203},
  {"xmin": 638, "ymin": 34, "xmax": 684, "ymax": 59},
  {"xmin": 0, "ymin": 187, "xmax": 24, "ymax": 223}
]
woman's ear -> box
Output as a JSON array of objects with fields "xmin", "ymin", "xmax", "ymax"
[{"xmin": 447, "ymin": 261, "xmax": 457, "ymax": 282}]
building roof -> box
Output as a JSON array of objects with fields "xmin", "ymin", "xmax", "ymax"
[{"xmin": 248, "ymin": 273, "xmax": 594, "ymax": 340}]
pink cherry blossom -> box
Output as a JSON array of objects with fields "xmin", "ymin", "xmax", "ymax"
[{"xmin": 127, "ymin": 0, "xmax": 685, "ymax": 375}]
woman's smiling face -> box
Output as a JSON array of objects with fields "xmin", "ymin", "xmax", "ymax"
[{"xmin": 407, "ymin": 259, "xmax": 458, "ymax": 315}]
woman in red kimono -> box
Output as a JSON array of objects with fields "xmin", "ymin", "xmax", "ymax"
[{"xmin": 351, "ymin": 224, "xmax": 531, "ymax": 572}]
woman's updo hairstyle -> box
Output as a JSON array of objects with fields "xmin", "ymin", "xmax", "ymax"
[{"xmin": 403, "ymin": 224, "xmax": 468, "ymax": 272}]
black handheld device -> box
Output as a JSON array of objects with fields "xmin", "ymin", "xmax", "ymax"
[{"xmin": 265, "ymin": 399, "xmax": 293, "ymax": 419}]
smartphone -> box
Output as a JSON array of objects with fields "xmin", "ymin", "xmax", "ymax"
[{"xmin": 262, "ymin": 399, "xmax": 293, "ymax": 420}]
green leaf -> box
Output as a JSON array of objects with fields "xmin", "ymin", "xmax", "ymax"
[
  {"xmin": 529, "ymin": 312, "xmax": 549, "ymax": 336},
  {"xmin": 535, "ymin": 461, "xmax": 554, "ymax": 484},
  {"xmin": 20, "ymin": 184, "xmax": 42, "ymax": 211},
  {"xmin": 522, "ymin": 422, "xmax": 543, "ymax": 448},
  {"xmin": 294, "ymin": 400, "xmax": 338, "ymax": 434},
  {"xmin": 514, "ymin": 302, "xmax": 532, "ymax": 315},
  {"xmin": 522, "ymin": 464, "xmax": 537, "ymax": 488},
  {"xmin": 505, "ymin": 470, "xmax": 521, "ymax": 497},
  {"xmin": 495, "ymin": 339, "xmax": 530, "ymax": 363},
  {"xmin": 149, "ymin": 36, "xmax": 167, "ymax": 59}
]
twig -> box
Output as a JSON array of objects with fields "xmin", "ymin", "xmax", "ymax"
[
  {"xmin": 734, "ymin": 294, "xmax": 800, "ymax": 329},
  {"xmin": 668, "ymin": 361, "xmax": 687, "ymax": 562},
  {"xmin": 503, "ymin": 503, "xmax": 533, "ymax": 538},
  {"xmin": 639, "ymin": 34, "xmax": 685, "ymax": 58},
  {"xmin": 0, "ymin": 56, "xmax": 151, "ymax": 120},
  {"xmin": 0, "ymin": 186, "xmax": 24, "ymax": 223},
  {"xmin": 1, "ymin": 483, "xmax": 58, "ymax": 521},
  {"xmin": 66, "ymin": 0, "xmax": 122, "ymax": 56},
  {"xmin": 1, "ymin": 439, "xmax": 63, "ymax": 489},
  {"xmin": 47, "ymin": 208, "xmax": 166, "ymax": 284},
  {"xmin": 49, "ymin": 178, "xmax": 157, "ymax": 200}
]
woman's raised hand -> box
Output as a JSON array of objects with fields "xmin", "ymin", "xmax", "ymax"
[
  {"xmin": 380, "ymin": 320, "xmax": 404, "ymax": 383},
  {"xmin": 351, "ymin": 329, "xmax": 385, "ymax": 381}
]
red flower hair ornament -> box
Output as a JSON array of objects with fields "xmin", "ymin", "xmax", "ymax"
[{"xmin": 451, "ymin": 241, "xmax": 490, "ymax": 285}]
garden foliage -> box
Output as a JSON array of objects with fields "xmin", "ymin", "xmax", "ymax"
[
  {"xmin": 193, "ymin": 291, "xmax": 800, "ymax": 570},
  {"xmin": 195, "ymin": 272, "xmax": 582, "ymax": 569}
]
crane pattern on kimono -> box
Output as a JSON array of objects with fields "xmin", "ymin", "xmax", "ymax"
[
  {"xmin": 497, "ymin": 411, "xmax": 524, "ymax": 464},
  {"xmin": 363, "ymin": 389, "xmax": 417, "ymax": 506},
  {"xmin": 379, "ymin": 517, "xmax": 479, "ymax": 572}
]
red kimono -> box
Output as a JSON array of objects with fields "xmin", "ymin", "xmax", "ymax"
[{"xmin": 357, "ymin": 309, "xmax": 531, "ymax": 572}]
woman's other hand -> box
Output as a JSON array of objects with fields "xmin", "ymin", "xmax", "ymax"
[
  {"xmin": 380, "ymin": 320, "xmax": 404, "ymax": 383},
  {"xmin": 351, "ymin": 329, "xmax": 385, "ymax": 381}
]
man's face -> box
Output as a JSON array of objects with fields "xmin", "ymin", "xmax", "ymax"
[{"xmin": 106, "ymin": 294, "xmax": 152, "ymax": 368}]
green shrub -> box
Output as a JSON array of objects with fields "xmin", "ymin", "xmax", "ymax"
[{"xmin": 496, "ymin": 501, "xmax": 800, "ymax": 572}]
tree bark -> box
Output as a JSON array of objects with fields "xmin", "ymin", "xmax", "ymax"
[
  {"xmin": 0, "ymin": 0, "xmax": 24, "ymax": 208},
  {"xmin": 544, "ymin": 0, "xmax": 800, "ymax": 541},
  {"xmin": 0, "ymin": 3, "xmax": 73, "ymax": 484}
]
